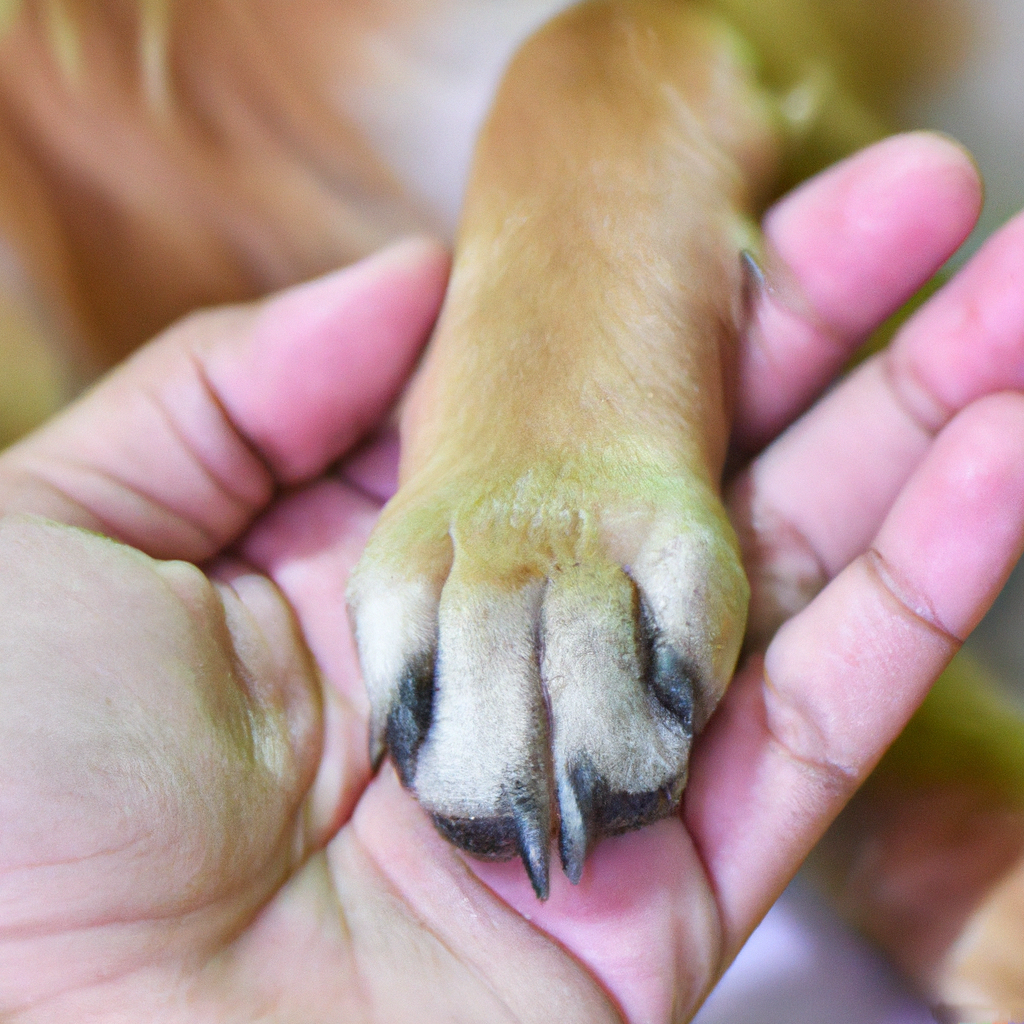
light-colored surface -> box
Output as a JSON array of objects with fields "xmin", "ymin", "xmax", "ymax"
[
  {"xmin": 339, "ymin": 0, "xmax": 566, "ymax": 234},
  {"xmin": 909, "ymin": 0, "xmax": 1024, "ymax": 261},
  {"xmin": 695, "ymin": 878, "xmax": 939, "ymax": 1024}
]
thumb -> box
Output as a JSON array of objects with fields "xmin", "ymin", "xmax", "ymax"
[{"xmin": 0, "ymin": 237, "xmax": 449, "ymax": 561}]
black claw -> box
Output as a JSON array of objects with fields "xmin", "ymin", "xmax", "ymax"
[
  {"xmin": 432, "ymin": 785, "xmax": 551, "ymax": 900},
  {"xmin": 369, "ymin": 722, "xmax": 387, "ymax": 772},
  {"xmin": 561, "ymin": 753, "xmax": 598, "ymax": 880},
  {"xmin": 562, "ymin": 754, "xmax": 684, "ymax": 883},
  {"xmin": 636, "ymin": 590, "xmax": 697, "ymax": 739},
  {"xmin": 649, "ymin": 645, "xmax": 696, "ymax": 739},
  {"xmin": 562, "ymin": 842, "xmax": 585, "ymax": 887},
  {"xmin": 560, "ymin": 756, "xmax": 601, "ymax": 884},
  {"xmin": 510, "ymin": 786, "xmax": 550, "ymax": 900},
  {"xmin": 384, "ymin": 652, "xmax": 436, "ymax": 788}
]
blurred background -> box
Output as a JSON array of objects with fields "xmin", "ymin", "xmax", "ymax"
[{"xmin": 927, "ymin": 0, "xmax": 1024, "ymax": 707}]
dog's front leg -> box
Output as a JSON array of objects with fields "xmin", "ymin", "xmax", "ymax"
[{"xmin": 349, "ymin": 0, "xmax": 781, "ymax": 898}]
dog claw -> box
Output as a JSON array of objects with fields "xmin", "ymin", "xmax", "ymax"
[
  {"xmin": 649, "ymin": 646, "xmax": 696, "ymax": 737},
  {"xmin": 558, "ymin": 797, "xmax": 587, "ymax": 884},
  {"xmin": 382, "ymin": 653, "xmax": 435, "ymax": 786},
  {"xmin": 511, "ymin": 787, "xmax": 551, "ymax": 900},
  {"xmin": 740, "ymin": 247, "xmax": 767, "ymax": 301},
  {"xmin": 431, "ymin": 786, "xmax": 551, "ymax": 899},
  {"xmin": 639, "ymin": 593, "xmax": 697, "ymax": 736}
]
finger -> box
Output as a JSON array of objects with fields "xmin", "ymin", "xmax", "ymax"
[
  {"xmin": 346, "ymin": 764, "xmax": 711, "ymax": 1024},
  {"xmin": 733, "ymin": 210, "xmax": 1024, "ymax": 644},
  {"xmin": 230, "ymin": 473, "xmax": 385, "ymax": 847},
  {"xmin": 0, "ymin": 515, "xmax": 322, "ymax": 998},
  {"xmin": 0, "ymin": 238, "xmax": 449, "ymax": 561},
  {"xmin": 202, "ymin": 239, "xmax": 449, "ymax": 483},
  {"xmin": 735, "ymin": 132, "xmax": 982, "ymax": 452},
  {"xmin": 689, "ymin": 393, "xmax": 1024, "ymax": 956}
]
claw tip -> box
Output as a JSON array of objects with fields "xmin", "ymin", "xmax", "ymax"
[
  {"xmin": 523, "ymin": 849, "xmax": 550, "ymax": 901},
  {"xmin": 511, "ymin": 791, "xmax": 551, "ymax": 901}
]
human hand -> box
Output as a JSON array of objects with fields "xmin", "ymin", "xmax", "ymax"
[{"xmin": 1, "ymin": 133, "xmax": 1022, "ymax": 1024}]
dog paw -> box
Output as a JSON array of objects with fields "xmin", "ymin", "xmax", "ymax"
[{"xmin": 347, "ymin": 460, "xmax": 747, "ymax": 898}]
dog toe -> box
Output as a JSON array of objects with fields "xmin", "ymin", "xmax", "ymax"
[
  {"xmin": 347, "ymin": 509, "xmax": 452, "ymax": 772},
  {"xmin": 541, "ymin": 562, "xmax": 696, "ymax": 882},
  {"xmin": 413, "ymin": 570, "xmax": 553, "ymax": 898},
  {"xmin": 631, "ymin": 511, "xmax": 749, "ymax": 734}
]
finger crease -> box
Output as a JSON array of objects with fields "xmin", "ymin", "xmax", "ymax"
[
  {"xmin": 864, "ymin": 546, "xmax": 965, "ymax": 645},
  {"xmin": 760, "ymin": 668, "xmax": 861, "ymax": 791},
  {"xmin": 10, "ymin": 453, "xmax": 192, "ymax": 545},
  {"xmin": 188, "ymin": 347, "xmax": 279, "ymax": 488},
  {"xmin": 880, "ymin": 345, "xmax": 953, "ymax": 439},
  {"xmin": 140, "ymin": 385, "xmax": 262, "ymax": 533}
]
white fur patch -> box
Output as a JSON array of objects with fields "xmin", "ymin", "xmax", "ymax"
[
  {"xmin": 414, "ymin": 576, "xmax": 546, "ymax": 814},
  {"xmin": 350, "ymin": 574, "xmax": 440, "ymax": 738},
  {"xmin": 631, "ymin": 515, "xmax": 748, "ymax": 727},
  {"xmin": 542, "ymin": 564, "xmax": 689, "ymax": 792}
]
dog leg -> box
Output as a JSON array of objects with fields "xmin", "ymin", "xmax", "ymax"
[{"xmin": 349, "ymin": 0, "xmax": 782, "ymax": 897}]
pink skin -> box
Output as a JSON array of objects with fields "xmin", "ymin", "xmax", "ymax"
[{"xmin": 1, "ymin": 133, "xmax": 1022, "ymax": 1022}]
